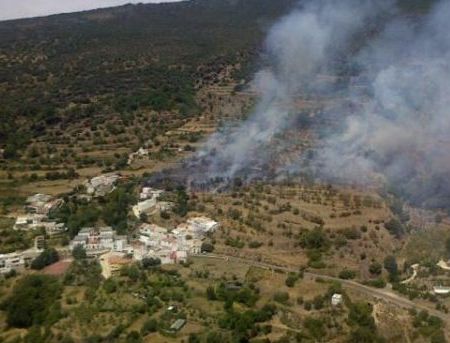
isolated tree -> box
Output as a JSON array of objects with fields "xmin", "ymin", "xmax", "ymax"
[
  {"xmin": 31, "ymin": 248, "xmax": 59, "ymax": 270},
  {"xmin": 201, "ymin": 242, "xmax": 214, "ymax": 253},
  {"xmin": 369, "ymin": 262, "xmax": 382, "ymax": 275},
  {"xmin": 384, "ymin": 219, "xmax": 404, "ymax": 238},
  {"xmin": 384, "ymin": 255, "xmax": 398, "ymax": 282},
  {"xmin": 174, "ymin": 185, "xmax": 189, "ymax": 217},
  {"xmin": 72, "ymin": 245, "xmax": 87, "ymax": 260},
  {"xmin": 206, "ymin": 286, "xmax": 217, "ymax": 300},
  {"xmin": 141, "ymin": 257, "xmax": 161, "ymax": 269}
]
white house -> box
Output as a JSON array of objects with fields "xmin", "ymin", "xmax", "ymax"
[
  {"xmin": 14, "ymin": 214, "xmax": 46, "ymax": 230},
  {"xmin": 186, "ymin": 217, "xmax": 220, "ymax": 234},
  {"xmin": 331, "ymin": 293, "xmax": 343, "ymax": 306},
  {"xmin": 133, "ymin": 198, "xmax": 158, "ymax": 218},
  {"xmin": 433, "ymin": 286, "xmax": 450, "ymax": 295},
  {"xmin": 0, "ymin": 253, "xmax": 25, "ymax": 274},
  {"xmin": 139, "ymin": 187, "xmax": 163, "ymax": 201},
  {"xmin": 84, "ymin": 174, "xmax": 120, "ymax": 197}
]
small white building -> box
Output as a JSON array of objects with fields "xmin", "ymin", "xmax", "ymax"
[
  {"xmin": 331, "ymin": 293, "xmax": 343, "ymax": 306},
  {"xmin": 433, "ymin": 286, "xmax": 450, "ymax": 295},
  {"xmin": 84, "ymin": 174, "xmax": 120, "ymax": 197},
  {"xmin": 14, "ymin": 214, "xmax": 46, "ymax": 230},
  {"xmin": 133, "ymin": 198, "xmax": 158, "ymax": 218},
  {"xmin": 127, "ymin": 147, "xmax": 149, "ymax": 165},
  {"xmin": 42, "ymin": 221, "xmax": 67, "ymax": 235},
  {"xmin": 186, "ymin": 217, "xmax": 220, "ymax": 234},
  {"xmin": 133, "ymin": 188, "xmax": 170, "ymax": 218},
  {"xmin": 139, "ymin": 187, "xmax": 163, "ymax": 201},
  {"xmin": 0, "ymin": 252, "xmax": 25, "ymax": 274}
]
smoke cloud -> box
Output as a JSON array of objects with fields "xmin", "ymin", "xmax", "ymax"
[
  {"xmin": 313, "ymin": 0, "xmax": 450, "ymax": 208},
  {"xmin": 156, "ymin": 0, "xmax": 450, "ymax": 210},
  {"xmin": 194, "ymin": 0, "xmax": 395, "ymax": 182}
]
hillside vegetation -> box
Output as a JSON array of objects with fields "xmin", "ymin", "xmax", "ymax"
[{"xmin": 0, "ymin": 0, "xmax": 295, "ymax": 160}]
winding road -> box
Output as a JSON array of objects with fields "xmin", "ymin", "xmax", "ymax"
[{"xmin": 193, "ymin": 253, "xmax": 449, "ymax": 324}]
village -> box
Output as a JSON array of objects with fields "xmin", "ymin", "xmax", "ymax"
[{"xmin": 2, "ymin": 172, "xmax": 220, "ymax": 280}]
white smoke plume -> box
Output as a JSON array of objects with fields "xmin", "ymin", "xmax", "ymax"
[
  {"xmin": 159, "ymin": 0, "xmax": 450, "ymax": 210},
  {"xmin": 196, "ymin": 0, "xmax": 394, "ymax": 180},
  {"xmin": 313, "ymin": 0, "xmax": 450, "ymax": 208}
]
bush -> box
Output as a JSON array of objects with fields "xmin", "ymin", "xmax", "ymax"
[
  {"xmin": 304, "ymin": 317, "xmax": 325, "ymax": 340},
  {"xmin": 31, "ymin": 248, "xmax": 59, "ymax": 270},
  {"xmin": 369, "ymin": 262, "xmax": 382, "ymax": 275},
  {"xmin": 141, "ymin": 319, "xmax": 158, "ymax": 335},
  {"xmin": 364, "ymin": 278, "xmax": 386, "ymax": 288},
  {"xmin": 273, "ymin": 291, "xmax": 289, "ymax": 304},
  {"xmin": 384, "ymin": 219, "xmax": 404, "ymax": 238},
  {"xmin": 103, "ymin": 278, "xmax": 117, "ymax": 293},
  {"xmin": 142, "ymin": 257, "xmax": 161, "ymax": 269},
  {"xmin": 206, "ymin": 286, "xmax": 217, "ymax": 300},
  {"xmin": 341, "ymin": 227, "xmax": 361, "ymax": 240},
  {"xmin": 285, "ymin": 273, "xmax": 299, "ymax": 288},
  {"xmin": 72, "ymin": 244, "xmax": 87, "ymax": 260},
  {"xmin": 248, "ymin": 241, "xmax": 263, "ymax": 249},
  {"xmin": 339, "ymin": 269, "xmax": 356, "ymax": 280},
  {"xmin": 300, "ymin": 228, "xmax": 329, "ymax": 250},
  {"xmin": 312, "ymin": 295, "xmax": 324, "ymax": 310},
  {"xmin": 201, "ymin": 242, "xmax": 214, "ymax": 253},
  {"xmin": 384, "ymin": 255, "xmax": 399, "ymax": 282}
]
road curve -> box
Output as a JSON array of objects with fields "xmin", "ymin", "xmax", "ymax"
[{"xmin": 193, "ymin": 253, "xmax": 449, "ymax": 323}]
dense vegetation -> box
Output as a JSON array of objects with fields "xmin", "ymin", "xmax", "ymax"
[
  {"xmin": 0, "ymin": 0, "xmax": 296, "ymax": 159},
  {"xmin": 2, "ymin": 275, "xmax": 62, "ymax": 328}
]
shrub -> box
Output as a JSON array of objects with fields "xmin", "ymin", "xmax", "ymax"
[
  {"xmin": 285, "ymin": 273, "xmax": 299, "ymax": 288},
  {"xmin": 300, "ymin": 228, "xmax": 329, "ymax": 250},
  {"xmin": 304, "ymin": 317, "xmax": 325, "ymax": 340},
  {"xmin": 273, "ymin": 291, "xmax": 289, "ymax": 304},
  {"xmin": 103, "ymin": 278, "xmax": 117, "ymax": 293},
  {"xmin": 384, "ymin": 219, "xmax": 404, "ymax": 238},
  {"xmin": 341, "ymin": 227, "xmax": 361, "ymax": 240},
  {"xmin": 339, "ymin": 269, "xmax": 356, "ymax": 280},
  {"xmin": 142, "ymin": 257, "xmax": 161, "ymax": 269},
  {"xmin": 364, "ymin": 278, "xmax": 386, "ymax": 288},
  {"xmin": 384, "ymin": 255, "xmax": 399, "ymax": 282},
  {"xmin": 141, "ymin": 319, "xmax": 158, "ymax": 335},
  {"xmin": 201, "ymin": 242, "xmax": 214, "ymax": 253},
  {"xmin": 248, "ymin": 241, "xmax": 263, "ymax": 249},
  {"xmin": 72, "ymin": 245, "xmax": 87, "ymax": 260},
  {"xmin": 369, "ymin": 262, "xmax": 382, "ymax": 275},
  {"xmin": 31, "ymin": 248, "xmax": 59, "ymax": 270}
]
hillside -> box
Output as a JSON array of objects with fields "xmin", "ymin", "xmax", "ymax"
[
  {"xmin": 0, "ymin": 0, "xmax": 449, "ymax": 342},
  {"xmin": 0, "ymin": 0, "xmax": 295, "ymax": 160}
]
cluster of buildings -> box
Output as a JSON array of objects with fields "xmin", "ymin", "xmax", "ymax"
[
  {"xmin": 69, "ymin": 227, "xmax": 130, "ymax": 254},
  {"xmin": 133, "ymin": 216, "xmax": 219, "ymax": 264},
  {"xmin": 5, "ymin": 177, "xmax": 221, "ymax": 279},
  {"xmin": 67, "ymin": 216, "xmax": 219, "ymax": 278},
  {"xmin": 13, "ymin": 193, "xmax": 66, "ymax": 235},
  {"xmin": 0, "ymin": 236, "xmax": 46, "ymax": 274}
]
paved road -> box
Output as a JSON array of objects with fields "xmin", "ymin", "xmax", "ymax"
[{"xmin": 193, "ymin": 253, "xmax": 449, "ymax": 323}]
